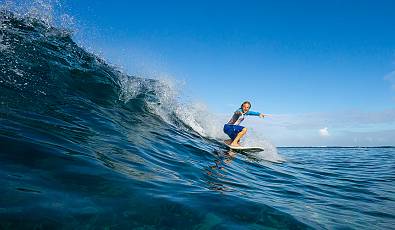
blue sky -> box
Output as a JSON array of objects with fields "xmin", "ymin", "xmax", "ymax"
[
  {"xmin": 64, "ymin": 0, "xmax": 395, "ymax": 112},
  {"xmin": 13, "ymin": 0, "xmax": 395, "ymax": 146}
]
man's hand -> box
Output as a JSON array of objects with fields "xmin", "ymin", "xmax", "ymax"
[{"xmin": 259, "ymin": 113, "xmax": 265, "ymax": 118}]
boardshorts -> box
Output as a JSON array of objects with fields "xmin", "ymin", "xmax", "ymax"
[{"xmin": 223, "ymin": 124, "xmax": 245, "ymax": 140}]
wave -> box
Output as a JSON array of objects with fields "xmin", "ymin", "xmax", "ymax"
[
  {"xmin": 1, "ymin": 5, "xmax": 393, "ymax": 229},
  {"xmin": 0, "ymin": 8, "xmax": 309, "ymax": 229}
]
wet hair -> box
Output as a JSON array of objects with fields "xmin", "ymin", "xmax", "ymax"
[{"xmin": 240, "ymin": 101, "xmax": 251, "ymax": 110}]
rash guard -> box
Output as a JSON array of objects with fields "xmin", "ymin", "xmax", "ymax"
[{"xmin": 227, "ymin": 108, "xmax": 260, "ymax": 125}]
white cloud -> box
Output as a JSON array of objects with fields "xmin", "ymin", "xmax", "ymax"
[{"xmin": 319, "ymin": 127, "xmax": 330, "ymax": 137}]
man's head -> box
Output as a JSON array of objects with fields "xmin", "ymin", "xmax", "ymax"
[{"xmin": 240, "ymin": 101, "xmax": 251, "ymax": 113}]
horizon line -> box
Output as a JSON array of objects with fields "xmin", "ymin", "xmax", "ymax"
[{"xmin": 277, "ymin": 146, "xmax": 395, "ymax": 148}]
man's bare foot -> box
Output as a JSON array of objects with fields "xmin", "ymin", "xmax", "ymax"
[
  {"xmin": 230, "ymin": 142, "xmax": 240, "ymax": 147},
  {"xmin": 224, "ymin": 139, "xmax": 232, "ymax": 145}
]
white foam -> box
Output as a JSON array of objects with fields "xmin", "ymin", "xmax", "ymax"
[
  {"xmin": 242, "ymin": 131, "xmax": 285, "ymax": 163},
  {"xmin": 118, "ymin": 74, "xmax": 224, "ymax": 138}
]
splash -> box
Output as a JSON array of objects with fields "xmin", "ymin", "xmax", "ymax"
[
  {"xmin": 118, "ymin": 73, "xmax": 226, "ymax": 138},
  {"xmin": 233, "ymin": 118, "xmax": 284, "ymax": 162},
  {"xmin": 0, "ymin": 0, "xmax": 74, "ymax": 30},
  {"xmin": 243, "ymin": 132, "xmax": 285, "ymax": 163}
]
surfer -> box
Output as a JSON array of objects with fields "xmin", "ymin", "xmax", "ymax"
[{"xmin": 224, "ymin": 101, "xmax": 265, "ymax": 147}]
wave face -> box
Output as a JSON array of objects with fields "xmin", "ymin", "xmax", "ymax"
[{"xmin": 1, "ymin": 10, "xmax": 394, "ymax": 229}]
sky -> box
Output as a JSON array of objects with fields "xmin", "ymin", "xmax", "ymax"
[{"xmin": 9, "ymin": 0, "xmax": 395, "ymax": 146}]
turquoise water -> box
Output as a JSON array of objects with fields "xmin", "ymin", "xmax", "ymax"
[{"xmin": 0, "ymin": 10, "xmax": 394, "ymax": 229}]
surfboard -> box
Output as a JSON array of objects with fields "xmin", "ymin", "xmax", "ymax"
[{"xmin": 223, "ymin": 141, "xmax": 264, "ymax": 152}]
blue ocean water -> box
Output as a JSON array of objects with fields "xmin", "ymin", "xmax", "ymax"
[{"xmin": 0, "ymin": 9, "xmax": 394, "ymax": 229}]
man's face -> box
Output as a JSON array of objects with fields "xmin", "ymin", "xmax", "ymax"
[{"xmin": 242, "ymin": 103, "xmax": 250, "ymax": 113}]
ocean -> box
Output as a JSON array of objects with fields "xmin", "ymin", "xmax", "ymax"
[{"xmin": 0, "ymin": 9, "xmax": 394, "ymax": 229}]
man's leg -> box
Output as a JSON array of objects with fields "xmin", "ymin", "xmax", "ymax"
[{"xmin": 230, "ymin": 128, "xmax": 247, "ymax": 146}]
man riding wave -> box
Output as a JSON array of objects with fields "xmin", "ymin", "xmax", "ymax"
[{"xmin": 223, "ymin": 101, "xmax": 265, "ymax": 147}]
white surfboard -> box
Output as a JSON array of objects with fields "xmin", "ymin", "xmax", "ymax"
[{"xmin": 224, "ymin": 141, "xmax": 264, "ymax": 152}]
